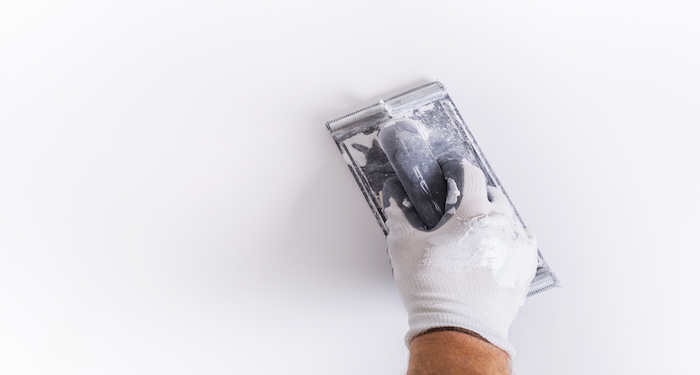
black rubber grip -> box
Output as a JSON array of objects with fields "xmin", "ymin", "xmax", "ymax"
[{"xmin": 379, "ymin": 119, "xmax": 447, "ymax": 229}]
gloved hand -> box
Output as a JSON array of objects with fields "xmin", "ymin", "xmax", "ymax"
[{"xmin": 382, "ymin": 159, "xmax": 538, "ymax": 359}]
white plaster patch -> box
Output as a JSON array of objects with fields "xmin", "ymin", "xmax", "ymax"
[
  {"xmin": 423, "ymin": 214, "xmax": 538, "ymax": 289},
  {"xmin": 445, "ymin": 178, "xmax": 460, "ymax": 205},
  {"xmin": 415, "ymin": 102, "xmax": 435, "ymax": 115}
]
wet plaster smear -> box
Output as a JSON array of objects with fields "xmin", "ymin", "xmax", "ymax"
[
  {"xmin": 424, "ymin": 213, "xmax": 538, "ymax": 289},
  {"xmin": 445, "ymin": 178, "xmax": 460, "ymax": 205}
]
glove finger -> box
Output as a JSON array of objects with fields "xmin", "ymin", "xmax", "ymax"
[
  {"xmin": 524, "ymin": 227, "xmax": 537, "ymax": 242},
  {"xmin": 439, "ymin": 159, "xmax": 493, "ymax": 221},
  {"xmin": 487, "ymin": 186, "xmax": 522, "ymax": 226},
  {"xmin": 485, "ymin": 186, "xmax": 517, "ymax": 219},
  {"xmin": 382, "ymin": 177, "xmax": 426, "ymax": 231}
]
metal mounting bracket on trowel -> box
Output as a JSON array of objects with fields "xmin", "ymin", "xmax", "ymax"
[{"xmin": 326, "ymin": 81, "xmax": 560, "ymax": 297}]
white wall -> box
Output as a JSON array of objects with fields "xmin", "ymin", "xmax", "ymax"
[{"xmin": 1, "ymin": 1, "xmax": 698, "ymax": 374}]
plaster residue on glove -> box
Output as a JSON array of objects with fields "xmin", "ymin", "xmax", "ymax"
[
  {"xmin": 445, "ymin": 177, "xmax": 460, "ymax": 205},
  {"xmin": 423, "ymin": 213, "xmax": 538, "ymax": 290}
]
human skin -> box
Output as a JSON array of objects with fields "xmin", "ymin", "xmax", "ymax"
[{"xmin": 407, "ymin": 329, "xmax": 511, "ymax": 375}]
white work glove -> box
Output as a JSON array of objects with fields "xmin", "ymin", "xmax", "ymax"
[{"xmin": 382, "ymin": 159, "xmax": 538, "ymax": 359}]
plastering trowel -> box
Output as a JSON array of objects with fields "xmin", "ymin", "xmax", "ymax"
[{"xmin": 325, "ymin": 81, "xmax": 560, "ymax": 297}]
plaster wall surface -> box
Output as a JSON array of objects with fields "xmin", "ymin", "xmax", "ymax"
[{"xmin": 1, "ymin": 1, "xmax": 698, "ymax": 374}]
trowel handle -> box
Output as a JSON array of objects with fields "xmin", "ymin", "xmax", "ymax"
[{"xmin": 379, "ymin": 119, "xmax": 447, "ymax": 229}]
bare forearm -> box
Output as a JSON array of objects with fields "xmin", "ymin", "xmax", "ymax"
[{"xmin": 407, "ymin": 330, "xmax": 511, "ymax": 375}]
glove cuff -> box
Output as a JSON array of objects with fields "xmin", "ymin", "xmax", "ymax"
[
  {"xmin": 404, "ymin": 312, "xmax": 516, "ymax": 359},
  {"xmin": 396, "ymin": 267, "xmax": 527, "ymax": 359}
]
